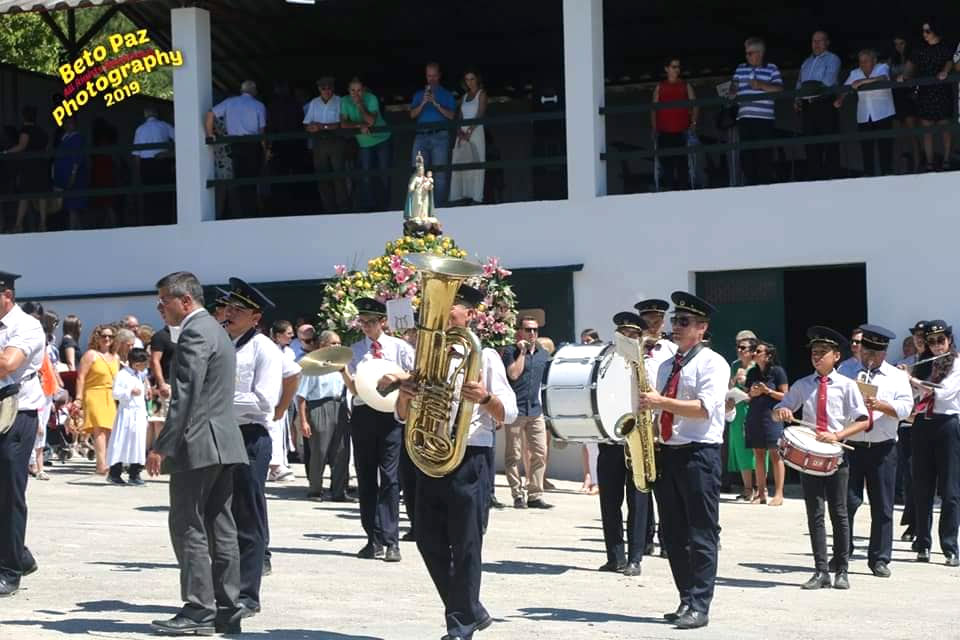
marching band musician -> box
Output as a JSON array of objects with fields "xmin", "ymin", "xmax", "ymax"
[
  {"xmin": 906, "ymin": 320, "xmax": 960, "ymax": 567},
  {"xmin": 636, "ymin": 291, "xmax": 728, "ymax": 630},
  {"xmin": 393, "ymin": 284, "xmax": 517, "ymax": 640},
  {"xmin": 595, "ymin": 312, "xmax": 651, "ymax": 577},
  {"xmin": 845, "ymin": 325, "xmax": 913, "ymax": 578},
  {"xmin": 773, "ymin": 327, "xmax": 870, "ymax": 590},
  {"xmin": 896, "ymin": 321, "xmax": 928, "ymax": 544},
  {"xmin": 341, "ymin": 297, "xmax": 414, "ymax": 563}
]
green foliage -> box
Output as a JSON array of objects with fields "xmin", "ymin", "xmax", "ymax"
[{"xmin": 0, "ymin": 7, "xmax": 173, "ymax": 100}]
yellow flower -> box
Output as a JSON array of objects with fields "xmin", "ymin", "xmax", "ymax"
[{"xmin": 425, "ymin": 234, "xmax": 435, "ymax": 242}]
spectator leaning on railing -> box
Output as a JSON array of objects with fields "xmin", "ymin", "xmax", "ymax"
[
  {"xmin": 303, "ymin": 77, "xmax": 347, "ymax": 212},
  {"xmin": 340, "ymin": 77, "xmax": 392, "ymax": 212},
  {"xmin": 730, "ymin": 37, "xmax": 783, "ymax": 186},
  {"xmin": 206, "ymin": 80, "xmax": 267, "ymax": 218},
  {"xmin": 409, "ymin": 62, "xmax": 456, "ymax": 206},
  {"xmin": 3, "ymin": 106, "xmax": 50, "ymax": 234},
  {"xmin": 835, "ymin": 49, "xmax": 897, "ymax": 177},
  {"xmin": 132, "ymin": 107, "xmax": 175, "ymax": 226},
  {"xmin": 651, "ymin": 57, "xmax": 698, "ymax": 191},
  {"xmin": 889, "ymin": 35, "xmax": 920, "ymax": 173},
  {"xmin": 794, "ymin": 31, "xmax": 841, "ymax": 180},
  {"xmin": 914, "ymin": 19, "xmax": 954, "ymax": 171}
]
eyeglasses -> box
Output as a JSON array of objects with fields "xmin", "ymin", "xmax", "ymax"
[
  {"xmin": 101, "ymin": 334, "xmax": 115, "ymax": 339},
  {"xmin": 358, "ymin": 317, "xmax": 381, "ymax": 326},
  {"xmin": 736, "ymin": 345, "xmax": 754, "ymax": 352},
  {"xmin": 670, "ymin": 316, "xmax": 696, "ymax": 328},
  {"xmin": 754, "ymin": 350, "xmax": 767, "ymax": 356},
  {"xmin": 927, "ymin": 335, "xmax": 948, "ymax": 345},
  {"xmin": 520, "ymin": 326, "xmax": 539, "ymax": 333},
  {"xmin": 850, "ymin": 339, "xmax": 862, "ymax": 345}
]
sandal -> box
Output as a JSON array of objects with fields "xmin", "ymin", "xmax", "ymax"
[
  {"xmin": 36, "ymin": 471, "xmax": 50, "ymax": 481},
  {"xmin": 751, "ymin": 494, "xmax": 767, "ymax": 505}
]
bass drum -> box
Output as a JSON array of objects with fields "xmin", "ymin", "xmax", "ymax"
[{"xmin": 543, "ymin": 342, "xmax": 632, "ymax": 442}]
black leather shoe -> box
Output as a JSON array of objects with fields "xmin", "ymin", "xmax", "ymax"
[
  {"xmin": 330, "ymin": 494, "xmax": 358, "ymax": 503},
  {"xmin": 801, "ymin": 571, "xmax": 832, "ymax": 590},
  {"xmin": 870, "ymin": 562, "xmax": 891, "ymax": 578},
  {"xmin": 476, "ymin": 613, "xmax": 493, "ymax": 631},
  {"xmin": 901, "ymin": 530, "xmax": 916, "ymax": 542},
  {"xmin": 401, "ymin": 531, "xmax": 416, "ymax": 542},
  {"xmin": 513, "ymin": 497, "xmax": 526, "ymax": 509},
  {"xmin": 23, "ymin": 561, "xmax": 37, "ymax": 577},
  {"xmin": 828, "ymin": 557, "xmax": 838, "ymax": 572},
  {"xmin": 834, "ymin": 571, "xmax": 850, "ymax": 590},
  {"xmin": 917, "ymin": 549, "xmax": 931, "ymax": 562},
  {"xmin": 664, "ymin": 603, "xmax": 691, "ymax": 622},
  {"xmin": 106, "ymin": 475, "xmax": 126, "ymax": 485},
  {"xmin": 262, "ymin": 557, "xmax": 272, "ymax": 576},
  {"xmin": 622, "ymin": 561, "xmax": 642, "ymax": 577},
  {"xmin": 0, "ymin": 579, "xmax": 19, "ymax": 597},
  {"xmin": 659, "ymin": 546, "xmax": 668, "ymax": 558},
  {"xmin": 215, "ymin": 608, "xmax": 244, "ymax": 635},
  {"xmin": 526, "ymin": 498, "xmax": 554, "ymax": 509},
  {"xmin": 490, "ymin": 496, "xmax": 506, "ymax": 510},
  {"xmin": 945, "ymin": 553, "xmax": 960, "ymax": 567},
  {"xmin": 675, "ymin": 610, "xmax": 709, "ymax": 629},
  {"xmin": 150, "ymin": 614, "xmax": 215, "ymax": 635},
  {"xmin": 357, "ymin": 543, "xmax": 384, "ymax": 559},
  {"xmin": 598, "ymin": 560, "xmax": 626, "ymax": 572},
  {"xmin": 384, "ymin": 545, "xmax": 402, "ymax": 562}
]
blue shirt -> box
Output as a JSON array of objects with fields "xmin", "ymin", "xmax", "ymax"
[
  {"xmin": 212, "ymin": 93, "xmax": 267, "ymax": 136},
  {"xmin": 410, "ymin": 84, "xmax": 456, "ymax": 124},
  {"xmin": 296, "ymin": 371, "xmax": 344, "ymax": 402},
  {"xmin": 837, "ymin": 356, "xmax": 862, "ymax": 380},
  {"xmin": 501, "ymin": 344, "xmax": 550, "ymax": 417},
  {"xmin": 733, "ymin": 63, "xmax": 783, "ymax": 120},
  {"xmin": 796, "ymin": 51, "xmax": 841, "ymax": 88}
]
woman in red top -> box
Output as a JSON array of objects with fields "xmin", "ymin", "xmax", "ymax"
[{"xmin": 651, "ymin": 58, "xmax": 698, "ymax": 190}]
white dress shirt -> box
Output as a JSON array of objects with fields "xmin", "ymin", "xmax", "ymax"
[
  {"xmin": 847, "ymin": 360, "xmax": 913, "ymax": 442},
  {"xmin": 775, "ymin": 370, "xmax": 868, "ymax": 434},
  {"xmin": 655, "ymin": 346, "xmax": 730, "ymax": 445},
  {"xmin": 844, "ymin": 64, "xmax": 896, "ymax": 123},
  {"xmin": 234, "ymin": 332, "xmax": 283, "ymax": 425},
  {"xmin": 926, "ymin": 359, "xmax": 960, "ymax": 415},
  {"xmin": 349, "ymin": 333, "xmax": 415, "ymax": 409},
  {"xmin": 212, "ymin": 93, "xmax": 267, "ymax": 136},
  {"xmin": 0, "ymin": 304, "xmax": 45, "ymax": 410},
  {"xmin": 643, "ymin": 338, "xmax": 678, "ymax": 386},
  {"xmin": 303, "ymin": 95, "xmax": 342, "ymax": 125},
  {"xmin": 132, "ymin": 117, "xmax": 175, "ymax": 158}
]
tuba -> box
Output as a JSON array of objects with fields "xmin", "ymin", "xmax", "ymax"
[
  {"xmin": 614, "ymin": 337, "xmax": 658, "ymax": 492},
  {"xmin": 403, "ymin": 253, "xmax": 484, "ymax": 478}
]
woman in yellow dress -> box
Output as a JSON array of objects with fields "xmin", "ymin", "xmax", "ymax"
[{"xmin": 73, "ymin": 325, "xmax": 119, "ymax": 475}]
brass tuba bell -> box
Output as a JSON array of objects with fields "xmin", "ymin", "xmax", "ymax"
[{"xmin": 403, "ymin": 253, "xmax": 484, "ymax": 477}]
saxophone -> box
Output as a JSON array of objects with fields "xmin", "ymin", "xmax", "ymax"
[{"xmin": 614, "ymin": 340, "xmax": 658, "ymax": 492}]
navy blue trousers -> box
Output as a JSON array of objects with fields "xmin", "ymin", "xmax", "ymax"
[
  {"xmin": 912, "ymin": 413, "xmax": 960, "ymax": 556},
  {"xmin": 846, "ymin": 441, "xmax": 897, "ymax": 565},
  {"xmin": 654, "ymin": 444, "xmax": 721, "ymax": 614},
  {"xmin": 351, "ymin": 405, "xmax": 402, "ymax": 547},
  {"xmin": 0, "ymin": 411, "xmax": 38, "ymax": 585},
  {"xmin": 399, "ymin": 424, "xmax": 418, "ymax": 535},
  {"xmin": 233, "ymin": 423, "xmax": 272, "ymax": 609},
  {"xmin": 597, "ymin": 442, "xmax": 649, "ymax": 564},
  {"xmin": 416, "ymin": 446, "xmax": 489, "ymax": 639}
]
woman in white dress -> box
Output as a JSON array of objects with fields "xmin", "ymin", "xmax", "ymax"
[
  {"xmin": 449, "ymin": 69, "xmax": 488, "ymax": 204},
  {"xmin": 106, "ymin": 348, "xmax": 150, "ymax": 485}
]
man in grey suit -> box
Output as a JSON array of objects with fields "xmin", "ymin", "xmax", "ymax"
[{"xmin": 146, "ymin": 271, "xmax": 249, "ymax": 636}]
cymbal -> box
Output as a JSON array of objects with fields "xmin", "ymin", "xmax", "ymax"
[{"xmin": 300, "ymin": 345, "xmax": 353, "ymax": 376}]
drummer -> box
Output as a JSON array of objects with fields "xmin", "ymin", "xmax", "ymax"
[
  {"xmin": 595, "ymin": 312, "xmax": 651, "ymax": 577},
  {"xmin": 845, "ymin": 324, "xmax": 913, "ymax": 578},
  {"xmin": 773, "ymin": 326, "xmax": 870, "ymax": 591}
]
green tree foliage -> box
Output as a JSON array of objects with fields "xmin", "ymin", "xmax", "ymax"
[{"xmin": 0, "ymin": 7, "xmax": 173, "ymax": 100}]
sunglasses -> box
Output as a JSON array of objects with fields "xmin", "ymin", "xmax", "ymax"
[
  {"xmin": 101, "ymin": 334, "xmax": 115, "ymax": 339},
  {"xmin": 754, "ymin": 349, "xmax": 768, "ymax": 356},
  {"xmin": 520, "ymin": 327, "xmax": 539, "ymax": 333},
  {"xmin": 927, "ymin": 335, "xmax": 948, "ymax": 345},
  {"xmin": 670, "ymin": 316, "xmax": 698, "ymax": 328},
  {"xmin": 737, "ymin": 345, "xmax": 754, "ymax": 352},
  {"xmin": 850, "ymin": 339, "xmax": 862, "ymax": 345}
]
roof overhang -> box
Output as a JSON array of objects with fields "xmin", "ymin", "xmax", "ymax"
[{"xmin": 0, "ymin": 0, "xmax": 135, "ymax": 14}]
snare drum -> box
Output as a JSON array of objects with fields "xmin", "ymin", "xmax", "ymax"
[
  {"xmin": 543, "ymin": 343, "xmax": 632, "ymax": 442},
  {"xmin": 777, "ymin": 426, "xmax": 844, "ymax": 476}
]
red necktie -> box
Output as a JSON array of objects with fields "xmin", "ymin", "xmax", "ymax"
[
  {"xmin": 659, "ymin": 356, "xmax": 684, "ymax": 442},
  {"xmin": 371, "ymin": 340, "xmax": 383, "ymax": 359},
  {"xmin": 816, "ymin": 375, "xmax": 829, "ymax": 431}
]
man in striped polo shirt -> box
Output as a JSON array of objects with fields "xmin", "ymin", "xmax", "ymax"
[{"xmin": 730, "ymin": 37, "xmax": 784, "ymax": 185}]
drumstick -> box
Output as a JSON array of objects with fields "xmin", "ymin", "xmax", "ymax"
[{"xmin": 789, "ymin": 420, "xmax": 855, "ymax": 451}]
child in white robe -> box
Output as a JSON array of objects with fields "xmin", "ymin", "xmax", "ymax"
[{"xmin": 106, "ymin": 348, "xmax": 150, "ymax": 485}]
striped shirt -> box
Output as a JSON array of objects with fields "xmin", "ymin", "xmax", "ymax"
[{"xmin": 733, "ymin": 63, "xmax": 783, "ymax": 120}]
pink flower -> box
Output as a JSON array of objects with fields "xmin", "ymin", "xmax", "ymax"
[{"xmin": 334, "ymin": 264, "xmax": 347, "ymax": 277}]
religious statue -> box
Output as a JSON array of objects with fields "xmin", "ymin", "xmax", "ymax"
[{"xmin": 403, "ymin": 151, "xmax": 442, "ymax": 237}]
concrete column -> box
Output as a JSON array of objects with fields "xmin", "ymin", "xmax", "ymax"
[
  {"xmin": 171, "ymin": 8, "xmax": 214, "ymax": 223},
  {"xmin": 562, "ymin": 0, "xmax": 606, "ymax": 200}
]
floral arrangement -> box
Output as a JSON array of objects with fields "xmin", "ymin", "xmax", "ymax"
[{"xmin": 318, "ymin": 233, "xmax": 517, "ymax": 348}]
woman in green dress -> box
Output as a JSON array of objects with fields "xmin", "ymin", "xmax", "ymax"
[{"xmin": 727, "ymin": 332, "xmax": 764, "ymax": 501}]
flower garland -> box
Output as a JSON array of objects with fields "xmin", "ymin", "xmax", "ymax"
[{"xmin": 318, "ymin": 234, "xmax": 517, "ymax": 348}]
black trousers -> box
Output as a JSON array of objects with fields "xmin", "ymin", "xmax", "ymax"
[
  {"xmin": 399, "ymin": 424, "xmax": 418, "ymax": 535},
  {"xmin": 654, "ymin": 444, "xmax": 721, "ymax": 614},
  {"xmin": 228, "ymin": 142, "xmax": 262, "ymax": 218},
  {"xmin": 912, "ymin": 413, "xmax": 960, "ymax": 556},
  {"xmin": 351, "ymin": 405, "xmax": 402, "ymax": 547},
  {"xmin": 898, "ymin": 426, "xmax": 926, "ymax": 532},
  {"xmin": 0, "ymin": 411, "xmax": 39, "ymax": 585},
  {"xmin": 846, "ymin": 441, "xmax": 897, "ymax": 565},
  {"xmin": 416, "ymin": 446, "xmax": 489, "ymax": 639},
  {"xmin": 597, "ymin": 442, "xmax": 649, "ymax": 564},
  {"xmin": 483, "ymin": 436, "xmax": 496, "ymax": 533},
  {"xmin": 801, "ymin": 464, "xmax": 850, "ymax": 572},
  {"xmin": 737, "ymin": 118, "xmax": 775, "ymax": 185},
  {"xmin": 233, "ymin": 423, "xmax": 272, "ymax": 609},
  {"xmin": 801, "ymin": 98, "xmax": 840, "ymax": 179},
  {"xmin": 858, "ymin": 116, "xmax": 894, "ymax": 176},
  {"xmin": 657, "ymin": 132, "xmax": 689, "ymax": 191}
]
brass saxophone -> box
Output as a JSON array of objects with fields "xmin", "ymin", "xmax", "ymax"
[
  {"xmin": 614, "ymin": 340, "xmax": 658, "ymax": 492},
  {"xmin": 403, "ymin": 253, "xmax": 484, "ymax": 478}
]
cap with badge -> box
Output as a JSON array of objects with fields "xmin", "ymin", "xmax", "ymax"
[
  {"xmin": 216, "ymin": 277, "xmax": 275, "ymax": 312},
  {"xmin": 670, "ymin": 291, "xmax": 717, "ymax": 318},
  {"xmin": 0, "ymin": 271, "xmax": 21, "ymax": 292},
  {"xmin": 858, "ymin": 324, "xmax": 896, "ymax": 351},
  {"xmin": 923, "ymin": 319, "xmax": 952, "ymax": 338},
  {"xmin": 612, "ymin": 311, "xmax": 647, "ymax": 333},
  {"xmin": 909, "ymin": 320, "xmax": 929, "ymax": 335},
  {"xmin": 634, "ymin": 299, "xmax": 670, "ymax": 315},
  {"xmin": 454, "ymin": 284, "xmax": 485, "ymax": 309},
  {"xmin": 806, "ymin": 326, "xmax": 848, "ymax": 350},
  {"xmin": 354, "ymin": 296, "xmax": 386, "ymax": 317}
]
